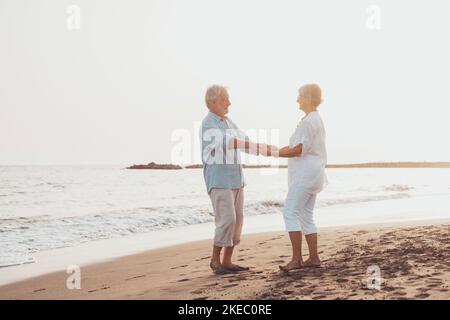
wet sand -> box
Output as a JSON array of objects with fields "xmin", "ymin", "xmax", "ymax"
[{"xmin": 1, "ymin": 220, "xmax": 449, "ymax": 300}]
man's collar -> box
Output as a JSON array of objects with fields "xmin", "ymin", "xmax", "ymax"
[{"xmin": 208, "ymin": 111, "xmax": 226, "ymax": 122}]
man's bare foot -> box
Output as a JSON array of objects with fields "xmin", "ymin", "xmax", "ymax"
[
  {"xmin": 223, "ymin": 263, "xmax": 250, "ymax": 272},
  {"xmin": 210, "ymin": 261, "xmax": 229, "ymax": 275},
  {"xmin": 303, "ymin": 257, "xmax": 321, "ymax": 268},
  {"xmin": 279, "ymin": 260, "xmax": 303, "ymax": 272}
]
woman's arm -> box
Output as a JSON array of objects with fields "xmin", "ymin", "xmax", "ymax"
[{"xmin": 277, "ymin": 145, "xmax": 302, "ymax": 158}]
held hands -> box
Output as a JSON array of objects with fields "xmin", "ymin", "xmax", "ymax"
[{"xmin": 257, "ymin": 143, "xmax": 279, "ymax": 157}]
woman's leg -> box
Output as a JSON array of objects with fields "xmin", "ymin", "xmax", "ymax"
[
  {"xmin": 304, "ymin": 234, "xmax": 320, "ymax": 266},
  {"xmin": 279, "ymin": 231, "xmax": 303, "ymax": 271},
  {"xmin": 281, "ymin": 187, "xmax": 311, "ymax": 271},
  {"xmin": 289, "ymin": 231, "xmax": 303, "ymax": 262},
  {"xmin": 301, "ymin": 194, "xmax": 321, "ymax": 266}
]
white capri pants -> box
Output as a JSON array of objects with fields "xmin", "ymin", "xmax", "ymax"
[
  {"xmin": 209, "ymin": 188, "xmax": 244, "ymax": 247},
  {"xmin": 282, "ymin": 184, "xmax": 317, "ymax": 235}
]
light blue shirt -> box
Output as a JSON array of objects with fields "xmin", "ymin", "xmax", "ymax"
[{"xmin": 200, "ymin": 111, "xmax": 248, "ymax": 194}]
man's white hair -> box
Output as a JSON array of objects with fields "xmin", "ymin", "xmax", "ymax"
[
  {"xmin": 299, "ymin": 83, "xmax": 322, "ymax": 107},
  {"xmin": 205, "ymin": 84, "xmax": 228, "ymax": 109}
]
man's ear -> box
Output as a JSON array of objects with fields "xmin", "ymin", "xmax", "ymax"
[{"xmin": 210, "ymin": 101, "xmax": 216, "ymax": 109}]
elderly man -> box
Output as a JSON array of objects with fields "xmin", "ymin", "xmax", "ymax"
[{"xmin": 200, "ymin": 84, "xmax": 276, "ymax": 274}]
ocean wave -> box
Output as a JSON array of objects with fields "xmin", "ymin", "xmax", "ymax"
[
  {"xmin": 246, "ymin": 193, "xmax": 411, "ymax": 213},
  {"xmin": 0, "ymin": 192, "xmax": 411, "ymax": 268},
  {"xmin": 318, "ymin": 193, "xmax": 410, "ymax": 207},
  {"xmin": 383, "ymin": 184, "xmax": 414, "ymax": 192}
]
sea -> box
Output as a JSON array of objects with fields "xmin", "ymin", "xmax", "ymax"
[{"xmin": 1, "ymin": 166, "xmax": 450, "ymax": 270}]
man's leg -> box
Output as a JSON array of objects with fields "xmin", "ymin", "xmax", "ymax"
[
  {"xmin": 222, "ymin": 246, "xmax": 234, "ymax": 267},
  {"xmin": 210, "ymin": 245, "xmax": 228, "ymax": 274},
  {"xmin": 222, "ymin": 188, "xmax": 248, "ymax": 271},
  {"xmin": 209, "ymin": 189, "xmax": 235, "ymax": 274},
  {"xmin": 211, "ymin": 245, "xmax": 222, "ymax": 265}
]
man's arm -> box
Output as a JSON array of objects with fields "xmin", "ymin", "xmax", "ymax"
[{"xmin": 228, "ymin": 138, "xmax": 277, "ymax": 156}]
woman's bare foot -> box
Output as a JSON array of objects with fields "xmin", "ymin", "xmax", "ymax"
[
  {"xmin": 279, "ymin": 260, "xmax": 303, "ymax": 272},
  {"xmin": 303, "ymin": 257, "xmax": 321, "ymax": 268},
  {"xmin": 223, "ymin": 263, "xmax": 250, "ymax": 272}
]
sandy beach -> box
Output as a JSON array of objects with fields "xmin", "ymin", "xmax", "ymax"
[{"xmin": 1, "ymin": 219, "xmax": 449, "ymax": 300}]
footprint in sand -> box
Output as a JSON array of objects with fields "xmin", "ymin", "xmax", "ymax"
[
  {"xmin": 195, "ymin": 256, "xmax": 211, "ymax": 261},
  {"xmin": 272, "ymin": 260, "xmax": 285, "ymax": 264},
  {"xmin": 177, "ymin": 278, "xmax": 190, "ymax": 282},
  {"xmin": 270, "ymin": 236, "xmax": 283, "ymax": 241},
  {"xmin": 193, "ymin": 296, "xmax": 209, "ymax": 300},
  {"xmin": 222, "ymin": 283, "xmax": 239, "ymax": 288},
  {"xmin": 428, "ymin": 277, "xmax": 443, "ymax": 281},
  {"xmin": 417, "ymin": 286, "xmax": 431, "ymax": 292},
  {"xmin": 88, "ymin": 286, "xmax": 110, "ymax": 293},
  {"xmin": 190, "ymin": 290, "xmax": 204, "ymax": 294},
  {"xmin": 125, "ymin": 274, "xmax": 146, "ymax": 281},
  {"xmin": 33, "ymin": 288, "xmax": 46, "ymax": 293},
  {"xmin": 336, "ymin": 278, "xmax": 349, "ymax": 283},
  {"xmin": 228, "ymin": 277, "xmax": 247, "ymax": 282},
  {"xmin": 203, "ymin": 282, "xmax": 218, "ymax": 287},
  {"xmin": 415, "ymin": 293, "xmax": 430, "ymax": 299},
  {"xmin": 170, "ymin": 264, "xmax": 188, "ymax": 270}
]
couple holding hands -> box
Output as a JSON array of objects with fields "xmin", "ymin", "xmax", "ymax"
[{"xmin": 200, "ymin": 84, "xmax": 327, "ymax": 274}]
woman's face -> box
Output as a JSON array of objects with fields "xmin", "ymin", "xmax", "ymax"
[{"xmin": 297, "ymin": 93, "xmax": 306, "ymax": 111}]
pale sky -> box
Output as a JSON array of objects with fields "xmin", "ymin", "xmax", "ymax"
[{"xmin": 1, "ymin": 0, "xmax": 449, "ymax": 165}]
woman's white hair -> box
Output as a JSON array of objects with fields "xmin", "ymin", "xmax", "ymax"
[
  {"xmin": 299, "ymin": 83, "xmax": 322, "ymax": 107},
  {"xmin": 205, "ymin": 84, "xmax": 228, "ymax": 109}
]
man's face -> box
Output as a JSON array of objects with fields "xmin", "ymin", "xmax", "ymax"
[{"xmin": 212, "ymin": 92, "xmax": 231, "ymax": 118}]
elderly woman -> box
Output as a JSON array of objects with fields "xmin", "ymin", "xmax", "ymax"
[{"xmin": 277, "ymin": 84, "xmax": 328, "ymax": 271}]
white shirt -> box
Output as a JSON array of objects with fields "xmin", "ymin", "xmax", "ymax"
[{"xmin": 288, "ymin": 111, "xmax": 328, "ymax": 194}]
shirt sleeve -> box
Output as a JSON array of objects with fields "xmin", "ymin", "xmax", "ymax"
[
  {"xmin": 226, "ymin": 119, "xmax": 249, "ymax": 141},
  {"xmin": 223, "ymin": 130, "xmax": 238, "ymax": 148},
  {"xmin": 291, "ymin": 121, "xmax": 314, "ymax": 154},
  {"xmin": 225, "ymin": 119, "xmax": 258, "ymax": 155}
]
